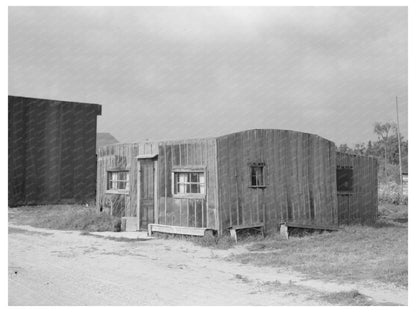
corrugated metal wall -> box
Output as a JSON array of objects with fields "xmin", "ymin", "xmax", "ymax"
[
  {"xmin": 336, "ymin": 152, "xmax": 378, "ymax": 224},
  {"xmin": 216, "ymin": 129, "xmax": 338, "ymax": 234},
  {"xmin": 8, "ymin": 96, "xmax": 101, "ymax": 206}
]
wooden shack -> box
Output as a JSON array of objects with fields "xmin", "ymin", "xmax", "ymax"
[
  {"xmin": 8, "ymin": 95, "xmax": 102, "ymax": 206},
  {"xmin": 96, "ymin": 129, "xmax": 378, "ymax": 235},
  {"xmin": 336, "ymin": 152, "xmax": 378, "ymax": 224}
]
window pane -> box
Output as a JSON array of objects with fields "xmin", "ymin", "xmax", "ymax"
[
  {"xmin": 179, "ymin": 173, "xmax": 187, "ymax": 183},
  {"xmin": 251, "ymin": 166, "xmax": 264, "ymax": 186},
  {"xmin": 190, "ymin": 173, "xmax": 199, "ymax": 182},
  {"xmin": 118, "ymin": 172, "xmax": 127, "ymax": 180},
  {"xmin": 179, "ymin": 183, "xmax": 186, "ymax": 194},
  {"xmin": 174, "ymin": 171, "xmax": 205, "ymax": 194},
  {"xmin": 251, "ymin": 168, "xmax": 257, "ymax": 186},
  {"xmin": 199, "ymin": 174, "xmax": 205, "ymax": 184},
  {"xmin": 107, "ymin": 171, "xmax": 129, "ymax": 191},
  {"xmin": 257, "ymin": 168, "xmax": 263, "ymax": 185},
  {"xmin": 337, "ymin": 168, "xmax": 353, "ymax": 192}
]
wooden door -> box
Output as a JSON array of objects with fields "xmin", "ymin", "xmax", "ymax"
[{"xmin": 139, "ymin": 159, "xmax": 155, "ymax": 230}]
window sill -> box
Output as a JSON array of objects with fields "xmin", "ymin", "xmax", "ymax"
[
  {"xmin": 105, "ymin": 190, "xmax": 129, "ymax": 195},
  {"xmin": 173, "ymin": 194, "xmax": 206, "ymax": 199},
  {"xmin": 249, "ymin": 185, "xmax": 267, "ymax": 189},
  {"xmin": 337, "ymin": 192, "xmax": 354, "ymax": 196}
]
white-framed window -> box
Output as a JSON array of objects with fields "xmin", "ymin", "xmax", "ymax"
[
  {"xmin": 107, "ymin": 170, "xmax": 129, "ymax": 192},
  {"xmin": 249, "ymin": 162, "xmax": 266, "ymax": 188},
  {"xmin": 172, "ymin": 169, "xmax": 206, "ymax": 196}
]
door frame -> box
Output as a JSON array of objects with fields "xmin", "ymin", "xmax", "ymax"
[{"xmin": 136, "ymin": 154, "xmax": 158, "ymax": 230}]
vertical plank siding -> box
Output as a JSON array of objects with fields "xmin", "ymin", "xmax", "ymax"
[
  {"xmin": 157, "ymin": 138, "xmax": 218, "ymax": 230},
  {"xmin": 97, "ymin": 138, "xmax": 219, "ymax": 229},
  {"xmin": 216, "ymin": 129, "xmax": 338, "ymax": 234},
  {"xmin": 96, "ymin": 142, "xmax": 158, "ymax": 217},
  {"xmin": 8, "ymin": 96, "xmax": 101, "ymax": 207},
  {"xmin": 96, "ymin": 129, "xmax": 377, "ymax": 233},
  {"xmin": 336, "ymin": 152, "xmax": 378, "ymax": 224}
]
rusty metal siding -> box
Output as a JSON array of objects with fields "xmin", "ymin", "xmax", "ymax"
[{"xmin": 8, "ymin": 96, "xmax": 101, "ymax": 206}]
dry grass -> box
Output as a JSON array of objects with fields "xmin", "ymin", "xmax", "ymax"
[
  {"xmin": 9, "ymin": 204, "xmax": 407, "ymax": 288},
  {"xmin": 231, "ymin": 204, "xmax": 407, "ymax": 287},
  {"xmin": 8, "ymin": 205, "xmax": 120, "ymax": 232},
  {"xmin": 377, "ymin": 203, "xmax": 408, "ymax": 224},
  {"xmin": 378, "ymin": 182, "xmax": 408, "ymax": 205},
  {"xmin": 153, "ymin": 232, "xmax": 236, "ymax": 249},
  {"xmin": 8, "ymin": 227, "xmax": 54, "ymax": 236},
  {"xmin": 81, "ymin": 232, "xmax": 149, "ymax": 242},
  {"xmin": 320, "ymin": 290, "xmax": 373, "ymax": 306}
]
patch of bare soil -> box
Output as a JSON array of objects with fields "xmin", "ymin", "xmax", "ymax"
[{"xmin": 8, "ymin": 225, "xmax": 407, "ymax": 306}]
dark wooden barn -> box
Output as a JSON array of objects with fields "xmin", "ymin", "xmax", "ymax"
[
  {"xmin": 8, "ymin": 96, "xmax": 102, "ymax": 206},
  {"xmin": 96, "ymin": 129, "xmax": 378, "ymax": 235}
]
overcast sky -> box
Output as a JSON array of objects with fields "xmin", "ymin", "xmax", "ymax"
[{"xmin": 9, "ymin": 6, "xmax": 408, "ymax": 146}]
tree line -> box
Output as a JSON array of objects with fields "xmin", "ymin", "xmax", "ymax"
[{"xmin": 337, "ymin": 121, "xmax": 408, "ymax": 172}]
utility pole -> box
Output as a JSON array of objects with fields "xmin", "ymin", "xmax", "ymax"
[{"xmin": 396, "ymin": 96, "xmax": 403, "ymax": 194}]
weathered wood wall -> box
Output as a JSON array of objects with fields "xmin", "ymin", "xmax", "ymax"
[
  {"xmin": 216, "ymin": 129, "xmax": 338, "ymax": 234},
  {"xmin": 157, "ymin": 139, "xmax": 218, "ymax": 229},
  {"xmin": 8, "ymin": 96, "xmax": 101, "ymax": 206},
  {"xmin": 336, "ymin": 152, "xmax": 378, "ymax": 224},
  {"xmin": 96, "ymin": 131, "xmax": 378, "ymax": 232},
  {"xmin": 96, "ymin": 142, "xmax": 158, "ymax": 217}
]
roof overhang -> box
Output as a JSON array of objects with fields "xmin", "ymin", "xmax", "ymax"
[{"xmin": 136, "ymin": 153, "xmax": 158, "ymax": 159}]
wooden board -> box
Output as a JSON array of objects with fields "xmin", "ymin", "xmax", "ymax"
[
  {"xmin": 336, "ymin": 152, "xmax": 378, "ymax": 224},
  {"xmin": 96, "ymin": 142, "xmax": 158, "ymax": 217},
  {"xmin": 148, "ymin": 224, "xmax": 214, "ymax": 236},
  {"xmin": 8, "ymin": 96, "xmax": 101, "ymax": 206},
  {"xmin": 216, "ymin": 129, "xmax": 338, "ymax": 234},
  {"xmin": 138, "ymin": 159, "xmax": 155, "ymax": 229},
  {"xmin": 157, "ymin": 138, "xmax": 218, "ymax": 230}
]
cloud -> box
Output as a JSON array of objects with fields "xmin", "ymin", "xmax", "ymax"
[{"xmin": 9, "ymin": 6, "xmax": 407, "ymax": 145}]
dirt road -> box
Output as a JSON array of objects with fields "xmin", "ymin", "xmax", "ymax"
[{"xmin": 8, "ymin": 225, "xmax": 407, "ymax": 306}]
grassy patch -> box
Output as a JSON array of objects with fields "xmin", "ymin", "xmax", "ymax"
[
  {"xmin": 378, "ymin": 204, "xmax": 408, "ymax": 224},
  {"xmin": 8, "ymin": 205, "xmax": 120, "ymax": 232},
  {"xmin": 379, "ymin": 182, "xmax": 408, "ymax": 205},
  {"xmin": 153, "ymin": 232, "xmax": 236, "ymax": 249},
  {"xmin": 230, "ymin": 223, "xmax": 407, "ymax": 287},
  {"xmin": 320, "ymin": 290, "xmax": 373, "ymax": 306},
  {"xmin": 234, "ymin": 274, "xmax": 251, "ymax": 283},
  {"xmin": 8, "ymin": 227, "xmax": 54, "ymax": 236},
  {"xmin": 82, "ymin": 232, "xmax": 149, "ymax": 242}
]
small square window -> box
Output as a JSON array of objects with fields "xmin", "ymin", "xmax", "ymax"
[
  {"xmin": 249, "ymin": 163, "xmax": 266, "ymax": 188},
  {"xmin": 337, "ymin": 168, "xmax": 353, "ymax": 192},
  {"xmin": 107, "ymin": 171, "xmax": 130, "ymax": 192}
]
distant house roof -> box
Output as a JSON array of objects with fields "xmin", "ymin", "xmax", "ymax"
[{"xmin": 97, "ymin": 132, "xmax": 119, "ymax": 148}]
